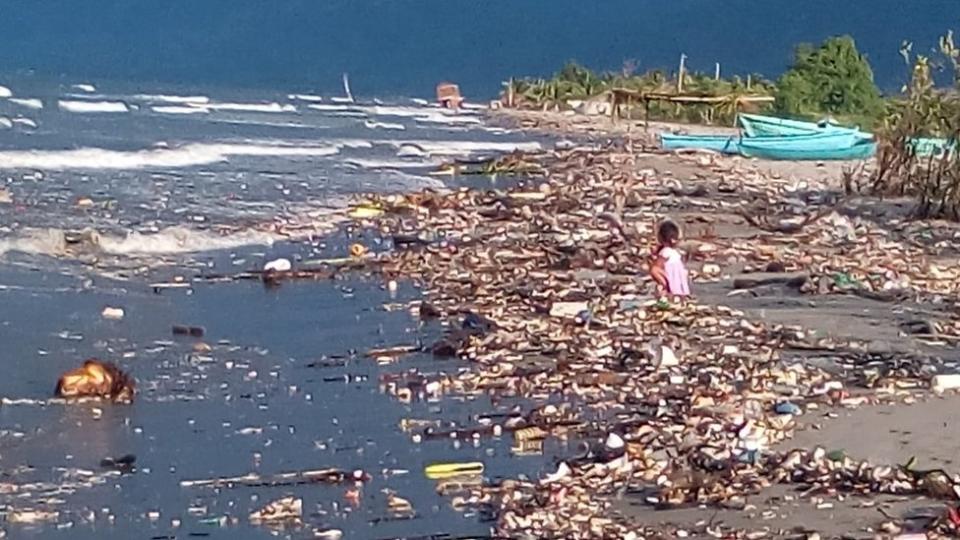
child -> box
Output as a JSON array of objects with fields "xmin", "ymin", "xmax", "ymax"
[{"xmin": 649, "ymin": 220, "xmax": 690, "ymax": 297}]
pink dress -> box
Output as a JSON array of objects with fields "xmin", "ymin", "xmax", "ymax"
[{"xmin": 659, "ymin": 247, "xmax": 690, "ymax": 296}]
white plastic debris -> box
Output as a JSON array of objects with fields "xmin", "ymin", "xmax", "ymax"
[
  {"xmin": 101, "ymin": 307, "xmax": 125, "ymax": 320},
  {"xmin": 647, "ymin": 338, "xmax": 679, "ymax": 367},
  {"xmin": 549, "ymin": 301, "xmax": 588, "ymax": 318},
  {"xmin": 263, "ymin": 258, "xmax": 292, "ymax": 272},
  {"xmin": 932, "ymin": 374, "xmax": 960, "ymax": 393},
  {"xmin": 605, "ymin": 432, "xmax": 625, "ymax": 450},
  {"xmin": 542, "ymin": 461, "xmax": 571, "ymax": 484}
]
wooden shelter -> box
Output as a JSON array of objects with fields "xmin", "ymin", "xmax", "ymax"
[
  {"xmin": 436, "ymin": 82, "xmax": 464, "ymax": 110},
  {"xmin": 607, "ymin": 88, "xmax": 775, "ymax": 128}
]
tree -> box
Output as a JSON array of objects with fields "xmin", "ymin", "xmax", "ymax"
[{"xmin": 775, "ymin": 36, "xmax": 884, "ymax": 121}]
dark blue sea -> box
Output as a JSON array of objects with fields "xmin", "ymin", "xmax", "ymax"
[{"xmin": 0, "ymin": 0, "xmax": 957, "ymax": 97}]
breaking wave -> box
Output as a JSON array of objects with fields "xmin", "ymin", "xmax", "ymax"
[
  {"xmin": 0, "ymin": 226, "xmax": 284, "ymax": 258},
  {"xmin": 12, "ymin": 117, "xmax": 37, "ymax": 129},
  {"xmin": 0, "ymin": 142, "xmax": 342, "ymax": 170},
  {"xmin": 365, "ymin": 105, "xmax": 482, "ymax": 125},
  {"xmin": 152, "ymin": 105, "xmax": 210, "ymax": 115},
  {"xmin": 202, "ymin": 101, "xmax": 296, "ymax": 113},
  {"xmin": 387, "ymin": 139, "xmax": 541, "ymax": 156},
  {"xmin": 364, "ymin": 119, "xmax": 406, "ymax": 131},
  {"xmin": 72, "ymin": 83, "xmax": 97, "ymax": 93},
  {"xmin": 134, "ymin": 94, "xmax": 210, "ymax": 104},
  {"xmin": 0, "ymin": 86, "xmax": 12, "ymax": 98},
  {"xmin": 307, "ymin": 103, "xmax": 358, "ymax": 112},
  {"xmin": 288, "ymin": 94, "xmax": 325, "ymax": 102},
  {"xmin": 59, "ymin": 100, "xmax": 129, "ymax": 113},
  {"xmin": 9, "ymin": 98, "xmax": 43, "ymax": 110}
]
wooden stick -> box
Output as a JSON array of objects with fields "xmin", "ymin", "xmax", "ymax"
[{"xmin": 181, "ymin": 468, "xmax": 348, "ymax": 489}]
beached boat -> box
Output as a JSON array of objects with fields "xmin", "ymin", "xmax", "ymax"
[
  {"xmin": 737, "ymin": 113, "xmax": 857, "ymax": 137},
  {"xmin": 739, "ymin": 138, "xmax": 877, "ymax": 160},
  {"xmin": 660, "ymin": 133, "xmax": 740, "ymax": 154},
  {"xmin": 909, "ymin": 137, "xmax": 956, "ymax": 158},
  {"xmin": 661, "ymin": 130, "xmax": 861, "ymax": 155}
]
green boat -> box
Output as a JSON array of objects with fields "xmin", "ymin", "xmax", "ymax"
[{"xmin": 739, "ymin": 138, "xmax": 877, "ymax": 160}]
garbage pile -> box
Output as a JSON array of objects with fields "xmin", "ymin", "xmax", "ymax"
[{"xmin": 349, "ymin": 138, "xmax": 960, "ymax": 538}]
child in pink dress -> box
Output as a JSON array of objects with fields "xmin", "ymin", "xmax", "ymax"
[{"xmin": 649, "ymin": 220, "xmax": 690, "ymax": 297}]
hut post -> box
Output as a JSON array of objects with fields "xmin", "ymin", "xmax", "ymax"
[{"xmin": 644, "ymin": 96, "xmax": 650, "ymax": 132}]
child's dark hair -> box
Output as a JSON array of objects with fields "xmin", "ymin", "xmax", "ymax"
[{"xmin": 657, "ymin": 220, "xmax": 681, "ymax": 247}]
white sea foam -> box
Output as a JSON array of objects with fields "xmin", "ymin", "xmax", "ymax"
[
  {"xmin": 12, "ymin": 117, "xmax": 37, "ymax": 129},
  {"xmin": 0, "ymin": 142, "xmax": 341, "ymax": 170},
  {"xmin": 0, "ymin": 226, "xmax": 283, "ymax": 258},
  {"xmin": 365, "ymin": 105, "xmax": 481, "ymax": 125},
  {"xmin": 388, "ymin": 140, "xmax": 541, "ymax": 156},
  {"xmin": 397, "ymin": 143, "xmax": 429, "ymax": 158},
  {"xmin": 58, "ymin": 100, "xmax": 129, "ymax": 113},
  {"xmin": 332, "ymin": 139, "xmax": 376, "ymax": 149},
  {"xmin": 0, "ymin": 117, "xmax": 11, "ymax": 129},
  {"xmin": 152, "ymin": 105, "xmax": 210, "ymax": 115},
  {"xmin": 97, "ymin": 227, "xmax": 281, "ymax": 255},
  {"xmin": 288, "ymin": 94, "xmax": 325, "ymax": 102},
  {"xmin": 9, "ymin": 98, "xmax": 43, "ymax": 110},
  {"xmin": 72, "ymin": 83, "xmax": 97, "ymax": 92},
  {"xmin": 364, "ymin": 119, "xmax": 406, "ymax": 131},
  {"xmin": 330, "ymin": 96, "xmax": 354, "ymax": 104},
  {"xmin": 0, "ymin": 86, "xmax": 12, "ymax": 98},
  {"xmin": 411, "ymin": 98, "xmax": 429, "ymax": 106},
  {"xmin": 135, "ymin": 94, "xmax": 210, "ymax": 104},
  {"xmin": 345, "ymin": 157, "xmax": 435, "ymax": 169},
  {"xmin": 307, "ymin": 103, "xmax": 357, "ymax": 112},
  {"xmin": 381, "ymin": 170, "xmax": 445, "ymax": 189},
  {"xmin": 202, "ymin": 101, "xmax": 296, "ymax": 113}
]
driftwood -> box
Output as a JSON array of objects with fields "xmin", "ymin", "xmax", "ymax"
[
  {"xmin": 180, "ymin": 468, "xmax": 352, "ymax": 489},
  {"xmin": 737, "ymin": 206, "xmax": 835, "ymax": 235}
]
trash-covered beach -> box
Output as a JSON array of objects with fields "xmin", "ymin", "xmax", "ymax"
[{"xmin": 3, "ymin": 88, "xmax": 960, "ymax": 540}]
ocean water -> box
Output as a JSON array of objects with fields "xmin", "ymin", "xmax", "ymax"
[
  {"xmin": 0, "ymin": 81, "xmax": 554, "ymax": 538},
  {"xmin": 0, "ymin": 83, "xmax": 542, "ymax": 268},
  {"xmin": 0, "ymin": 0, "xmax": 956, "ymax": 97}
]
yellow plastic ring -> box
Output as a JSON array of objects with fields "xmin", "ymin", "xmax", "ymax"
[{"xmin": 349, "ymin": 243, "xmax": 367, "ymax": 258}]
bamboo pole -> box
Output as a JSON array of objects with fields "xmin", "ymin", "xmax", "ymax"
[{"xmin": 677, "ymin": 54, "xmax": 687, "ymax": 93}]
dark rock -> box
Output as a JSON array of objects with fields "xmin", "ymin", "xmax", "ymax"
[{"xmin": 732, "ymin": 272, "xmax": 808, "ymax": 290}]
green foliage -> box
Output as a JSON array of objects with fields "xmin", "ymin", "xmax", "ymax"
[
  {"xmin": 775, "ymin": 36, "xmax": 885, "ymax": 123},
  {"xmin": 869, "ymin": 31, "xmax": 960, "ymax": 219}
]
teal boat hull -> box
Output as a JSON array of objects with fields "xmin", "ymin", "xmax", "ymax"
[
  {"xmin": 909, "ymin": 137, "xmax": 956, "ymax": 158},
  {"xmin": 660, "ymin": 133, "xmax": 740, "ymax": 154},
  {"xmin": 739, "ymin": 139, "xmax": 877, "ymax": 160},
  {"xmin": 738, "ymin": 113, "xmax": 871, "ymax": 140},
  {"xmin": 661, "ymin": 130, "xmax": 861, "ymax": 155}
]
